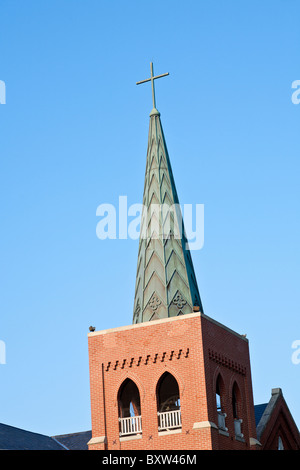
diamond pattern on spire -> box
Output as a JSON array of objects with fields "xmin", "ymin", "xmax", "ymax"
[{"xmin": 132, "ymin": 111, "xmax": 203, "ymax": 323}]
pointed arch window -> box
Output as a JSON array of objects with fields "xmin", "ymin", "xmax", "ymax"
[
  {"xmin": 278, "ymin": 436, "xmax": 284, "ymax": 450},
  {"xmin": 156, "ymin": 372, "xmax": 181, "ymax": 431},
  {"xmin": 118, "ymin": 379, "xmax": 142, "ymax": 436},
  {"xmin": 216, "ymin": 374, "xmax": 227, "ymax": 431},
  {"xmin": 232, "ymin": 382, "xmax": 244, "ymax": 439},
  {"xmin": 232, "ymin": 382, "xmax": 240, "ymax": 419}
]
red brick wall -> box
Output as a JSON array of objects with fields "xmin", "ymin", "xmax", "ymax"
[
  {"xmin": 200, "ymin": 315, "xmax": 258, "ymax": 450},
  {"xmin": 88, "ymin": 312, "xmax": 258, "ymax": 450}
]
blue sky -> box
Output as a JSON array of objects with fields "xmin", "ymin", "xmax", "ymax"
[{"xmin": 0, "ymin": 0, "xmax": 299, "ymax": 437}]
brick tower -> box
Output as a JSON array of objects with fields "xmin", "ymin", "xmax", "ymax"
[{"xmin": 87, "ymin": 64, "xmax": 260, "ymax": 450}]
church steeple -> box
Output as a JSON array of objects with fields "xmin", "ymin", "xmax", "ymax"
[{"xmin": 133, "ymin": 63, "xmax": 203, "ymax": 323}]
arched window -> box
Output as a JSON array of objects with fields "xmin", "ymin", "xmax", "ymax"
[
  {"xmin": 216, "ymin": 374, "xmax": 223, "ymax": 413},
  {"xmin": 232, "ymin": 382, "xmax": 244, "ymax": 439},
  {"xmin": 156, "ymin": 372, "xmax": 181, "ymax": 431},
  {"xmin": 216, "ymin": 374, "xmax": 227, "ymax": 431},
  {"xmin": 118, "ymin": 379, "xmax": 142, "ymax": 436},
  {"xmin": 278, "ymin": 436, "xmax": 284, "ymax": 450},
  {"xmin": 232, "ymin": 382, "xmax": 240, "ymax": 419}
]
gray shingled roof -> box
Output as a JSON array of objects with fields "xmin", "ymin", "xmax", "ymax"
[
  {"xmin": 0, "ymin": 422, "xmax": 66, "ymax": 450},
  {"xmin": 254, "ymin": 403, "xmax": 268, "ymax": 427},
  {"xmin": 52, "ymin": 431, "xmax": 91, "ymax": 450}
]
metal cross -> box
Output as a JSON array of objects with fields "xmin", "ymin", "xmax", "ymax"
[{"xmin": 136, "ymin": 62, "xmax": 169, "ymax": 109}]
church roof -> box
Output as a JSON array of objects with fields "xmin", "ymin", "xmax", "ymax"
[
  {"xmin": 255, "ymin": 389, "xmax": 283, "ymax": 440},
  {"xmin": 52, "ymin": 430, "xmax": 92, "ymax": 450},
  {"xmin": 254, "ymin": 388, "xmax": 300, "ymax": 449},
  {"xmin": 133, "ymin": 65, "xmax": 203, "ymax": 323},
  {"xmin": 254, "ymin": 403, "xmax": 268, "ymax": 427},
  {"xmin": 0, "ymin": 422, "xmax": 66, "ymax": 450}
]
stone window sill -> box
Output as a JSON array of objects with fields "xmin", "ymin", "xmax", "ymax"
[
  {"xmin": 119, "ymin": 433, "xmax": 142, "ymax": 442},
  {"xmin": 218, "ymin": 429, "xmax": 229, "ymax": 437},
  {"xmin": 158, "ymin": 428, "xmax": 182, "ymax": 436}
]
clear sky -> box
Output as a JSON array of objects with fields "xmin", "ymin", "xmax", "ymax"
[{"xmin": 0, "ymin": 0, "xmax": 299, "ymax": 437}]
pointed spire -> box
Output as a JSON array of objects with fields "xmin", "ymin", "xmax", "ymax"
[{"xmin": 133, "ymin": 76, "xmax": 203, "ymax": 323}]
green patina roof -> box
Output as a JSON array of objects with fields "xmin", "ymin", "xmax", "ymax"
[{"xmin": 132, "ymin": 106, "xmax": 203, "ymax": 323}]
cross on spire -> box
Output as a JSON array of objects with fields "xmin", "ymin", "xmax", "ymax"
[{"xmin": 136, "ymin": 62, "xmax": 169, "ymax": 110}]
